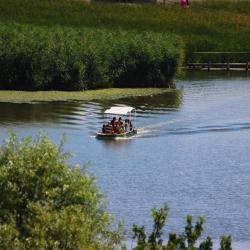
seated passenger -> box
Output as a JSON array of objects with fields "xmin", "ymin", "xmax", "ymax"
[
  {"xmin": 118, "ymin": 117, "xmax": 123, "ymax": 125},
  {"xmin": 114, "ymin": 118, "xmax": 120, "ymax": 126},
  {"xmin": 115, "ymin": 125, "xmax": 123, "ymax": 134},
  {"xmin": 124, "ymin": 119, "xmax": 129, "ymax": 132},
  {"xmin": 111, "ymin": 117, "xmax": 116, "ymax": 127},
  {"xmin": 102, "ymin": 124, "xmax": 106, "ymax": 133},
  {"xmin": 105, "ymin": 122, "xmax": 113, "ymax": 134},
  {"xmin": 129, "ymin": 120, "xmax": 133, "ymax": 131},
  {"xmin": 115, "ymin": 125, "xmax": 120, "ymax": 134}
]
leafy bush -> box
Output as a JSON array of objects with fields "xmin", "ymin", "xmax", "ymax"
[
  {"xmin": 0, "ymin": 24, "xmax": 183, "ymax": 90},
  {"xmin": 131, "ymin": 205, "xmax": 232, "ymax": 250},
  {"xmin": 0, "ymin": 134, "xmax": 122, "ymax": 249}
]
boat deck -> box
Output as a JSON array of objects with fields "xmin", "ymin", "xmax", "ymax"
[{"xmin": 96, "ymin": 129, "xmax": 137, "ymax": 140}]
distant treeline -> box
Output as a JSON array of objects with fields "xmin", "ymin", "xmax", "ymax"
[{"xmin": 0, "ymin": 24, "xmax": 183, "ymax": 90}]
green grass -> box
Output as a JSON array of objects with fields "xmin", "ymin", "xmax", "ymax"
[
  {"xmin": 0, "ymin": 88, "xmax": 175, "ymax": 103},
  {"xmin": 1, "ymin": 0, "xmax": 250, "ymax": 59}
]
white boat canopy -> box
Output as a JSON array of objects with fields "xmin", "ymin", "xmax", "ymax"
[{"xmin": 104, "ymin": 106, "xmax": 135, "ymax": 115}]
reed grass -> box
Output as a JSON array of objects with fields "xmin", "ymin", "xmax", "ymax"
[{"xmin": 0, "ymin": 24, "xmax": 183, "ymax": 90}]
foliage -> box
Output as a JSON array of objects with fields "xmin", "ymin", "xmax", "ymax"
[
  {"xmin": 220, "ymin": 236, "xmax": 232, "ymax": 250},
  {"xmin": 131, "ymin": 206, "xmax": 232, "ymax": 250},
  {"xmin": 132, "ymin": 205, "xmax": 169, "ymax": 250},
  {"xmin": 0, "ymin": 0, "xmax": 249, "ymax": 63},
  {"xmin": 0, "ymin": 23, "xmax": 183, "ymax": 90},
  {"xmin": 0, "ymin": 133, "xmax": 122, "ymax": 249}
]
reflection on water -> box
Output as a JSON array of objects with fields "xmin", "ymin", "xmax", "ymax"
[
  {"xmin": 0, "ymin": 90, "xmax": 182, "ymax": 133},
  {"xmin": 1, "ymin": 72, "xmax": 250, "ymax": 248},
  {"xmin": 98, "ymin": 138, "xmax": 133, "ymax": 149},
  {"xmin": 182, "ymin": 70, "xmax": 250, "ymax": 81}
]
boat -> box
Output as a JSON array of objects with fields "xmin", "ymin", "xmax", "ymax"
[{"xmin": 96, "ymin": 106, "xmax": 137, "ymax": 140}]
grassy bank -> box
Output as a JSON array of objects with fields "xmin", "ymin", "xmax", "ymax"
[
  {"xmin": 1, "ymin": 0, "xmax": 249, "ymax": 60},
  {"xmin": 0, "ymin": 88, "xmax": 175, "ymax": 103}
]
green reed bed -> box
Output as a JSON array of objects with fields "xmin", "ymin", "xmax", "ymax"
[
  {"xmin": 0, "ymin": 24, "xmax": 183, "ymax": 90},
  {"xmin": 0, "ymin": 0, "xmax": 249, "ymax": 62},
  {"xmin": 0, "ymin": 0, "xmax": 249, "ymax": 90}
]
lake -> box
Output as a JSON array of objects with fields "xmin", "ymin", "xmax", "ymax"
[{"xmin": 0, "ymin": 72, "xmax": 250, "ymax": 249}]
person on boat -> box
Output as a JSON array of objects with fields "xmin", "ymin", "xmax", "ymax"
[
  {"xmin": 118, "ymin": 117, "xmax": 123, "ymax": 124},
  {"xmin": 119, "ymin": 117, "xmax": 125, "ymax": 133},
  {"xmin": 110, "ymin": 117, "xmax": 116, "ymax": 133},
  {"xmin": 111, "ymin": 117, "xmax": 116, "ymax": 126},
  {"xmin": 114, "ymin": 118, "xmax": 120, "ymax": 126},
  {"xmin": 129, "ymin": 120, "xmax": 133, "ymax": 131},
  {"xmin": 124, "ymin": 119, "xmax": 129, "ymax": 132},
  {"xmin": 105, "ymin": 122, "xmax": 113, "ymax": 134},
  {"xmin": 114, "ymin": 124, "xmax": 120, "ymax": 134},
  {"xmin": 111, "ymin": 117, "xmax": 121, "ymax": 134},
  {"xmin": 119, "ymin": 125, "xmax": 124, "ymax": 134},
  {"xmin": 102, "ymin": 124, "xmax": 106, "ymax": 134}
]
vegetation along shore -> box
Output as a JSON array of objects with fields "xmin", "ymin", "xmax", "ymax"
[
  {"xmin": 0, "ymin": 24, "xmax": 183, "ymax": 90},
  {"xmin": 0, "ymin": 88, "xmax": 176, "ymax": 103},
  {"xmin": 0, "ymin": 0, "xmax": 249, "ymax": 90}
]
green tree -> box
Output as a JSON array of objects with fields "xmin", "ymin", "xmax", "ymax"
[
  {"xmin": 219, "ymin": 235, "xmax": 232, "ymax": 250},
  {"xmin": 0, "ymin": 133, "xmax": 122, "ymax": 249},
  {"xmin": 132, "ymin": 205, "xmax": 169, "ymax": 250},
  {"xmin": 132, "ymin": 207, "xmax": 232, "ymax": 250}
]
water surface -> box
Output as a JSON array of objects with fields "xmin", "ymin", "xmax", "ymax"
[{"xmin": 0, "ymin": 72, "xmax": 250, "ymax": 249}]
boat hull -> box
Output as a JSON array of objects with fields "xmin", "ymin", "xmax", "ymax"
[{"xmin": 96, "ymin": 129, "xmax": 137, "ymax": 140}]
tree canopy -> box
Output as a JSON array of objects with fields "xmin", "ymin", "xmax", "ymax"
[{"xmin": 0, "ymin": 133, "xmax": 121, "ymax": 250}]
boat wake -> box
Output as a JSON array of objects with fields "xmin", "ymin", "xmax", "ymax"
[{"xmin": 137, "ymin": 120, "xmax": 250, "ymax": 138}]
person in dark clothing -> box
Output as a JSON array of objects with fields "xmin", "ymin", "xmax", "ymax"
[
  {"xmin": 129, "ymin": 120, "xmax": 133, "ymax": 131},
  {"xmin": 102, "ymin": 124, "xmax": 106, "ymax": 133},
  {"xmin": 111, "ymin": 117, "xmax": 116, "ymax": 126}
]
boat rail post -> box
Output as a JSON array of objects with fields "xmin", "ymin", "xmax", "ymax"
[
  {"xmin": 129, "ymin": 112, "xmax": 132, "ymax": 130},
  {"xmin": 134, "ymin": 110, "xmax": 136, "ymax": 129},
  {"xmin": 246, "ymin": 61, "xmax": 249, "ymax": 72}
]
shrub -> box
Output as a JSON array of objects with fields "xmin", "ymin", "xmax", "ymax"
[
  {"xmin": 0, "ymin": 24, "xmax": 183, "ymax": 90},
  {"xmin": 131, "ymin": 205, "xmax": 232, "ymax": 250},
  {"xmin": 0, "ymin": 133, "xmax": 122, "ymax": 249}
]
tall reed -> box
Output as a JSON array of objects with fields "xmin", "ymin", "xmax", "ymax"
[{"xmin": 0, "ymin": 24, "xmax": 183, "ymax": 90}]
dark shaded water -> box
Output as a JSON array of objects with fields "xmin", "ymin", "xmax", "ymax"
[{"xmin": 1, "ymin": 72, "xmax": 250, "ymax": 249}]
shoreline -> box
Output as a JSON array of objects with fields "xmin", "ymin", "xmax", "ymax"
[{"xmin": 0, "ymin": 88, "xmax": 175, "ymax": 103}]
